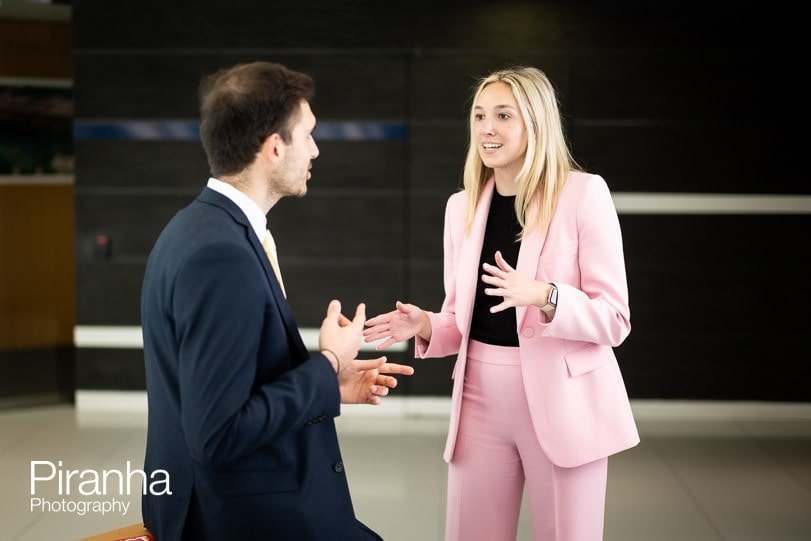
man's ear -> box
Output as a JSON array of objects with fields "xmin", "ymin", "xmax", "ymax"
[{"xmin": 261, "ymin": 133, "xmax": 285, "ymax": 165}]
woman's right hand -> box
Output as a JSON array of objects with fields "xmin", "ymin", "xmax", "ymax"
[{"xmin": 363, "ymin": 301, "xmax": 431, "ymax": 350}]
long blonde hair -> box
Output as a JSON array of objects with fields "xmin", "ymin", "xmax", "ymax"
[{"xmin": 463, "ymin": 67, "xmax": 578, "ymax": 237}]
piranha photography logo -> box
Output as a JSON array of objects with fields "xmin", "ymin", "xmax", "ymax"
[{"xmin": 29, "ymin": 460, "xmax": 171, "ymax": 517}]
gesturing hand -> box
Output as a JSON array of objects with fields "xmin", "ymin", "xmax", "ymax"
[
  {"xmin": 363, "ymin": 301, "xmax": 430, "ymax": 350},
  {"xmin": 339, "ymin": 356, "xmax": 415, "ymax": 405},
  {"xmin": 482, "ymin": 251, "xmax": 548, "ymax": 313},
  {"xmin": 319, "ymin": 300, "xmax": 365, "ymax": 371}
]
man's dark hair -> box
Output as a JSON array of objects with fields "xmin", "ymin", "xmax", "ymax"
[{"xmin": 199, "ymin": 61, "xmax": 314, "ymax": 177}]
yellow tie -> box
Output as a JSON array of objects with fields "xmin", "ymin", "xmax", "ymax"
[{"xmin": 261, "ymin": 229, "xmax": 287, "ymax": 298}]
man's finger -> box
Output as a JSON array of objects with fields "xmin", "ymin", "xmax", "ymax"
[
  {"xmin": 324, "ymin": 299, "xmax": 341, "ymax": 323},
  {"xmin": 358, "ymin": 355, "xmax": 387, "ymax": 369},
  {"xmin": 372, "ymin": 385, "xmax": 390, "ymax": 396},
  {"xmin": 375, "ymin": 374, "xmax": 399, "ymax": 389},
  {"xmin": 380, "ymin": 362, "xmax": 415, "ymax": 376},
  {"xmin": 352, "ymin": 303, "xmax": 366, "ymax": 327},
  {"xmin": 327, "ymin": 299, "xmax": 341, "ymax": 315}
]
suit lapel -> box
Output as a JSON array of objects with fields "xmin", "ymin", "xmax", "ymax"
[
  {"xmin": 259, "ymin": 262, "xmax": 309, "ymax": 357},
  {"xmin": 197, "ymin": 188, "xmax": 308, "ymax": 358},
  {"xmin": 456, "ymin": 180, "xmax": 495, "ymax": 333},
  {"xmin": 514, "ymin": 202, "xmax": 548, "ymax": 331},
  {"xmin": 244, "ymin": 226, "xmax": 308, "ymax": 358}
]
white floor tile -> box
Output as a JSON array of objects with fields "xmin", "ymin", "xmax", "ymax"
[{"xmin": 1, "ymin": 406, "xmax": 810, "ymax": 540}]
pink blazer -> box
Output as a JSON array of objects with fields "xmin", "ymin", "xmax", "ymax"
[{"xmin": 416, "ymin": 172, "xmax": 639, "ymax": 467}]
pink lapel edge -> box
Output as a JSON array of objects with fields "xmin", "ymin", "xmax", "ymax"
[{"xmin": 455, "ymin": 179, "xmax": 495, "ymax": 334}]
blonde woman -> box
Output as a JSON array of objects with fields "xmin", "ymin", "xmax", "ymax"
[{"xmin": 364, "ymin": 67, "xmax": 639, "ymax": 541}]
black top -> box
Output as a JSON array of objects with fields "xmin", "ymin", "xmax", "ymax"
[{"xmin": 469, "ymin": 191, "xmax": 522, "ymax": 347}]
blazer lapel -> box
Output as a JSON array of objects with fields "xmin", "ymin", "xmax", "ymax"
[
  {"xmin": 197, "ymin": 188, "xmax": 308, "ymax": 358},
  {"xmin": 456, "ymin": 180, "xmax": 495, "ymax": 334},
  {"xmin": 246, "ymin": 231, "xmax": 287, "ymax": 306},
  {"xmin": 515, "ymin": 201, "xmax": 549, "ymax": 331},
  {"xmin": 245, "ymin": 227, "xmax": 308, "ymax": 358}
]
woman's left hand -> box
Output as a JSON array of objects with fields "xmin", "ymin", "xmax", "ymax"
[{"xmin": 482, "ymin": 251, "xmax": 548, "ymax": 313}]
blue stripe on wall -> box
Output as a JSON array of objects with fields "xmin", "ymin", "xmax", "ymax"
[{"xmin": 73, "ymin": 120, "xmax": 408, "ymax": 141}]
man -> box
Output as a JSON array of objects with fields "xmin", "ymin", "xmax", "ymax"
[{"xmin": 140, "ymin": 61, "xmax": 413, "ymax": 541}]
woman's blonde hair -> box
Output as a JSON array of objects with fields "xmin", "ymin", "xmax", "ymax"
[{"xmin": 462, "ymin": 66, "xmax": 578, "ymax": 236}]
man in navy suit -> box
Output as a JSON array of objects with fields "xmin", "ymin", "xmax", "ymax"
[{"xmin": 140, "ymin": 61, "xmax": 413, "ymax": 541}]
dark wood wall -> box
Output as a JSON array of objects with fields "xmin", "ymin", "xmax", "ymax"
[
  {"xmin": 0, "ymin": 15, "xmax": 74, "ymax": 403},
  {"xmin": 72, "ymin": 1, "xmax": 810, "ymax": 400}
]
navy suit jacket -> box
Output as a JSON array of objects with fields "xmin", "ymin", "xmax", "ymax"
[{"xmin": 141, "ymin": 188, "xmax": 381, "ymax": 540}]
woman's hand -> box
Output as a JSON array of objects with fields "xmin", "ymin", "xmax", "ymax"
[
  {"xmin": 363, "ymin": 301, "xmax": 431, "ymax": 350},
  {"xmin": 482, "ymin": 251, "xmax": 549, "ymax": 313}
]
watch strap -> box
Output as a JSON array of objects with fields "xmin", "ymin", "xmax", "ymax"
[{"xmin": 540, "ymin": 283, "xmax": 558, "ymax": 313}]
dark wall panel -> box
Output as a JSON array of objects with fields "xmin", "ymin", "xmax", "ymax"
[
  {"xmin": 571, "ymin": 124, "xmax": 695, "ymax": 193},
  {"xmin": 75, "ymin": 53, "xmax": 408, "ymax": 119},
  {"xmin": 77, "ymin": 263, "xmax": 145, "ymax": 325},
  {"xmin": 271, "ymin": 195, "xmax": 404, "ymax": 258},
  {"xmin": 620, "ymin": 214, "xmax": 810, "ymax": 399},
  {"xmin": 411, "ymin": 53, "xmax": 570, "ymax": 119},
  {"xmin": 76, "ymin": 348, "xmax": 146, "ymax": 390},
  {"xmin": 0, "ymin": 347, "xmax": 74, "ymax": 402},
  {"xmin": 76, "ymin": 140, "xmax": 404, "ymax": 191},
  {"xmin": 409, "ymin": 125, "xmax": 466, "ymax": 193},
  {"xmin": 74, "ymin": 2, "xmax": 807, "ymax": 400},
  {"xmin": 73, "ymin": 1, "xmax": 416, "ymax": 49},
  {"xmin": 568, "ymin": 48, "xmax": 807, "ymax": 194},
  {"xmin": 76, "ymin": 193, "xmax": 190, "ymax": 260},
  {"xmin": 76, "ymin": 141, "xmax": 210, "ymax": 189},
  {"xmin": 309, "ymin": 141, "xmax": 406, "ymax": 191}
]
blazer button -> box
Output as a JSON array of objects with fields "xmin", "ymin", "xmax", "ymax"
[
  {"xmin": 522, "ymin": 327, "xmax": 535, "ymax": 338},
  {"xmin": 333, "ymin": 462, "xmax": 344, "ymax": 473}
]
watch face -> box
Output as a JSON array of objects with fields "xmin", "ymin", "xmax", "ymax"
[{"xmin": 549, "ymin": 286, "xmax": 558, "ymax": 306}]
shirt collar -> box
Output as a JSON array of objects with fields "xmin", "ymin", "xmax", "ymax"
[{"xmin": 206, "ymin": 177, "xmax": 268, "ymax": 240}]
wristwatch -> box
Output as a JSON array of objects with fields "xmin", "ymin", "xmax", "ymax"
[{"xmin": 540, "ymin": 283, "xmax": 558, "ymax": 313}]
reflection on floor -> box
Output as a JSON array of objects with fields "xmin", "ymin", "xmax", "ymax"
[{"xmin": 1, "ymin": 405, "xmax": 809, "ymax": 540}]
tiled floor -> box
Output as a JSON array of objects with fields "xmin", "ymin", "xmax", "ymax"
[{"xmin": 1, "ymin": 404, "xmax": 809, "ymax": 540}]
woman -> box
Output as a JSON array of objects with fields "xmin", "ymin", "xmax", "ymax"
[{"xmin": 364, "ymin": 66, "xmax": 639, "ymax": 541}]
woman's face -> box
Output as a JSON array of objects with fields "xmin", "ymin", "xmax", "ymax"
[{"xmin": 473, "ymin": 82, "xmax": 528, "ymax": 174}]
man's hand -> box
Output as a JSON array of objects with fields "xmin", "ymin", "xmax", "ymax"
[
  {"xmin": 338, "ymin": 356, "xmax": 415, "ymax": 405},
  {"xmin": 319, "ymin": 300, "xmax": 365, "ymax": 372}
]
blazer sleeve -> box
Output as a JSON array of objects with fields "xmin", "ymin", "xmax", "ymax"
[
  {"xmin": 415, "ymin": 194, "xmax": 464, "ymax": 358},
  {"xmin": 540, "ymin": 176, "xmax": 632, "ymax": 346},
  {"xmin": 172, "ymin": 241, "xmax": 339, "ymax": 468}
]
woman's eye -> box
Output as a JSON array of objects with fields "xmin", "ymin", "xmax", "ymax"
[
  {"xmin": 499, "ymin": 113, "xmax": 510, "ymax": 120},
  {"xmin": 474, "ymin": 114, "xmax": 484, "ymax": 121}
]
